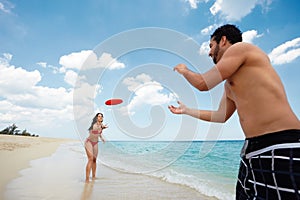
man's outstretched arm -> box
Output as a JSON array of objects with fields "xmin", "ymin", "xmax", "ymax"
[
  {"xmin": 168, "ymin": 92, "xmax": 236, "ymax": 123},
  {"xmin": 173, "ymin": 43, "xmax": 246, "ymax": 91}
]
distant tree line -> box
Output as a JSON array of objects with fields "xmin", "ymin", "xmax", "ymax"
[{"xmin": 0, "ymin": 124, "xmax": 39, "ymax": 137}]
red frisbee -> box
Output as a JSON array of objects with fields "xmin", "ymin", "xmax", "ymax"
[{"xmin": 105, "ymin": 98, "xmax": 123, "ymax": 106}]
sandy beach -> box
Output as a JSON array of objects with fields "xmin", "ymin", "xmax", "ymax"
[
  {"xmin": 0, "ymin": 135, "xmax": 72, "ymax": 199},
  {"xmin": 0, "ymin": 134, "xmax": 215, "ymax": 200}
]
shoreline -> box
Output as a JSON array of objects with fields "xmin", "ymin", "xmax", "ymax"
[
  {"xmin": 0, "ymin": 134, "xmax": 76, "ymax": 199},
  {"xmin": 1, "ymin": 135, "xmax": 216, "ymax": 200}
]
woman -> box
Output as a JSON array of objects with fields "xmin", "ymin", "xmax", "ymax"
[{"xmin": 85, "ymin": 113, "xmax": 107, "ymax": 183}]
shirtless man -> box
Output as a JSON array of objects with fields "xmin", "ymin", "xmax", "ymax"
[{"xmin": 168, "ymin": 24, "xmax": 300, "ymax": 199}]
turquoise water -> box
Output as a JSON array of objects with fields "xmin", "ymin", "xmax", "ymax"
[
  {"xmin": 5, "ymin": 141, "xmax": 243, "ymax": 199},
  {"xmin": 98, "ymin": 140, "xmax": 244, "ymax": 199}
]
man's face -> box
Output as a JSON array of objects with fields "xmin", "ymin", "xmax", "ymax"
[{"xmin": 209, "ymin": 39, "xmax": 220, "ymax": 64}]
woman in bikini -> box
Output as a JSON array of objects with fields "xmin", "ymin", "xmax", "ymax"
[{"xmin": 85, "ymin": 113, "xmax": 107, "ymax": 183}]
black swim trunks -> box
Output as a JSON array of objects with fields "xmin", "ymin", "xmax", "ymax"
[{"xmin": 236, "ymin": 129, "xmax": 300, "ymax": 200}]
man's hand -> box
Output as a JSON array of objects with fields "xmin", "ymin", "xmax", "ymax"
[
  {"xmin": 173, "ymin": 63, "xmax": 188, "ymax": 75},
  {"xmin": 168, "ymin": 101, "xmax": 187, "ymax": 115}
]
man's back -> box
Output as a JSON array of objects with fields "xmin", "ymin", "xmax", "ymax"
[{"xmin": 224, "ymin": 42, "xmax": 300, "ymax": 138}]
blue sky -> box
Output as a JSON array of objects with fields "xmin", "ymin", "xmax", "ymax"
[{"xmin": 0, "ymin": 0, "xmax": 299, "ymax": 141}]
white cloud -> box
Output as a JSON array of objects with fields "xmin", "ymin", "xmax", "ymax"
[
  {"xmin": 209, "ymin": 0, "xmax": 272, "ymax": 21},
  {"xmin": 0, "ymin": 2, "xmax": 12, "ymax": 13},
  {"xmin": 72, "ymin": 81, "xmax": 102, "ymax": 128},
  {"xmin": 64, "ymin": 70, "xmax": 79, "ymax": 86},
  {"xmin": 185, "ymin": 0, "xmax": 199, "ymax": 9},
  {"xmin": 199, "ymin": 24, "xmax": 220, "ymax": 56},
  {"xmin": 122, "ymin": 73, "xmax": 152, "ymax": 92},
  {"xmin": 0, "ymin": 57, "xmax": 41, "ymax": 95},
  {"xmin": 36, "ymin": 62, "xmax": 47, "ymax": 68},
  {"xmin": 59, "ymin": 50, "xmax": 125, "ymax": 71},
  {"xmin": 64, "ymin": 69, "xmax": 87, "ymax": 87},
  {"xmin": 122, "ymin": 74, "xmax": 177, "ymax": 115},
  {"xmin": 0, "ymin": 53, "xmax": 12, "ymax": 65},
  {"xmin": 199, "ymin": 41, "xmax": 210, "ymax": 56},
  {"xmin": 0, "ymin": 99, "xmax": 74, "ymax": 134},
  {"xmin": 269, "ymin": 37, "xmax": 300, "ymax": 65},
  {"xmin": 0, "ymin": 56, "xmax": 71, "ymax": 109},
  {"xmin": 97, "ymin": 52, "xmax": 125, "ymax": 70},
  {"xmin": 242, "ymin": 30, "xmax": 263, "ymax": 43},
  {"xmin": 48, "ymin": 64, "xmax": 60, "ymax": 74},
  {"xmin": 59, "ymin": 50, "xmax": 96, "ymax": 70},
  {"xmin": 185, "ymin": 0, "xmax": 211, "ymax": 9},
  {"xmin": 58, "ymin": 50, "xmax": 125, "ymax": 88},
  {"xmin": 73, "ymin": 82, "xmax": 102, "ymax": 105},
  {"xmin": 210, "ymin": 0, "xmax": 222, "ymax": 16},
  {"xmin": 201, "ymin": 24, "xmax": 219, "ymax": 36},
  {"xmin": 0, "ymin": 53, "xmax": 75, "ymax": 136},
  {"xmin": 36, "ymin": 62, "xmax": 61, "ymax": 74}
]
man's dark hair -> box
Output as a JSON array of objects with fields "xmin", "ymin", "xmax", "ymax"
[{"xmin": 211, "ymin": 24, "xmax": 242, "ymax": 44}]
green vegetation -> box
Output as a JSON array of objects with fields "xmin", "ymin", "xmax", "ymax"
[{"xmin": 0, "ymin": 124, "xmax": 39, "ymax": 137}]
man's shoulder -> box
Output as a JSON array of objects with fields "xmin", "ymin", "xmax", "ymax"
[
  {"xmin": 229, "ymin": 42, "xmax": 262, "ymax": 56},
  {"xmin": 231, "ymin": 42, "xmax": 255, "ymax": 49}
]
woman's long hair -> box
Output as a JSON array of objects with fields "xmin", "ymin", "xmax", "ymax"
[{"xmin": 88, "ymin": 113, "xmax": 103, "ymax": 131}]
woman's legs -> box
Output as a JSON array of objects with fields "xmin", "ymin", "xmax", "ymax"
[
  {"xmin": 92, "ymin": 144, "xmax": 98, "ymax": 179},
  {"xmin": 85, "ymin": 141, "xmax": 94, "ymax": 183}
]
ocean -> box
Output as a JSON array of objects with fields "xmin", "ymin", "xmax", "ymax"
[
  {"xmin": 98, "ymin": 140, "xmax": 244, "ymax": 200},
  {"xmin": 5, "ymin": 140, "xmax": 244, "ymax": 200}
]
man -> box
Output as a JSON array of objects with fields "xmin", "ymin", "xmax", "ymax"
[{"xmin": 168, "ymin": 24, "xmax": 300, "ymax": 199}]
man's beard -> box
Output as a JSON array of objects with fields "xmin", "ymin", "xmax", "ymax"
[{"xmin": 213, "ymin": 44, "xmax": 220, "ymax": 64}]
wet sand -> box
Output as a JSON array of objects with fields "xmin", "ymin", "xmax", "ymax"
[{"xmin": 0, "ymin": 135, "xmax": 215, "ymax": 200}]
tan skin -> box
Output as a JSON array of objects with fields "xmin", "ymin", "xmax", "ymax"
[
  {"xmin": 168, "ymin": 36, "xmax": 300, "ymax": 138},
  {"xmin": 85, "ymin": 114, "xmax": 107, "ymax": 183}
]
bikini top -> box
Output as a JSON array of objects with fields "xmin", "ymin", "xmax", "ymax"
[
  {"xmin": 91, "ymin": 130, "xmax": 99, "ymax": 134},
  {"xmin": 90, "ymin": 123, "xmax": 103, "ymax": 134}
]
